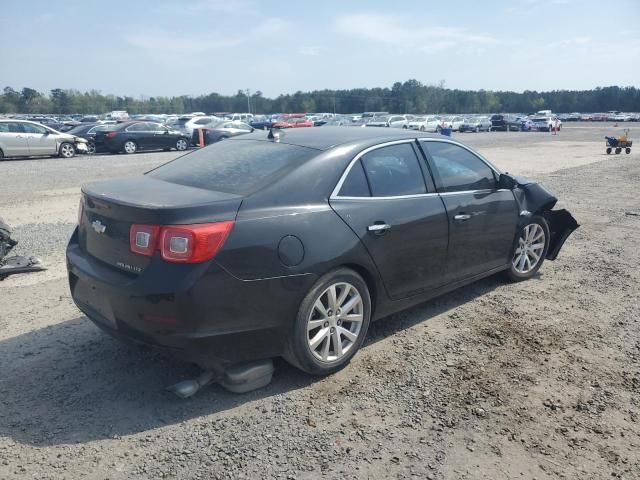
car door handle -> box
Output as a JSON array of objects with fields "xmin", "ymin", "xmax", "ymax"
[
  {"xmin": 454, "ymin": 214, "xmax": 471, "ymax": 221},
  {"xmin": 368, "ymin": 223, "xmax": 391, "ymax": 233}
]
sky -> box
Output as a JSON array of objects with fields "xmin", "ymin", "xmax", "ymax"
[{"xmin": 1, "ymin": 0, "xmax": 638, "ymax": 98}]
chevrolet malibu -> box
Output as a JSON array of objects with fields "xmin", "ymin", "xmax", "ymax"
[{"xmin": 66, "ymin": 128, "xmax": 578, "ymax": 376}]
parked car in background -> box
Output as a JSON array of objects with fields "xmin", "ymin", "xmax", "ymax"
[
  {"xmin": 80, "ymin": 116, "xmax": 100, "ymax": 123},
  {"xmin": 441, "ymin": 116, "xmax": 465, "ymax": 131},
  {"xmin": 530, "ymin": 115, "xmax": 562, "ymax": 132},
  {"xmin": 67, "ymin": 127, "xmax": 578, "ymax": 378},
  {"xmin": 458, "ymin": 116, "xmax": 491, "ymax": 132},
  {"xmin": 272, "ymin": 117, "xmax": 314, "ymax": 128},
  {"xmin": 366, "ymin": 115, "xmax": 409, "ymax": 128},
  {"xmin": 0, "ymin": 119, "xmax": 88, "ymax": 158},
  {"xmin": 490, "ymin": 114, "xmax": 521, "ymax": 131},
  {"xmin": 250, "ymin": 116, "xmax": 276, "ymax": 130},
  {"xmin": 193, "ymin": 121, "xmax": 254, "ymax": 145},
  {"xmin": 93, "ymin": 121, "xmax": 190, "ymax": 154},
  {"xmin": 407, "ymin": 116, "xmax": 442, "ymax": 132},
  {"xmin": 226, "ymin": 113, "xmax": 254, "ymax": 123},
  {"xmin": 66, "ymin": 123, "xmax": 113, "ymax": 154},
  {"xmin": 173, "ymin": 116, "xmax": 221, "ymax": 137}
]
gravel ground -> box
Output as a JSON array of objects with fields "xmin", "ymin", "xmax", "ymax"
[{"xmin": 0, "ymin": 124, "xmax": 639, "ymax": 479}]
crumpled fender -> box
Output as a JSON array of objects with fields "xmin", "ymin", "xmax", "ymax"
[{"xmin": 507, "ymin": 175, "xmax": 579, "ymax": 261}]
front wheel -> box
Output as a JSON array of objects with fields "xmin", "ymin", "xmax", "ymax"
[
  {"xmin": 285, "ymin": 268, "xmax": 371, "ymax": 375},
  {"xmin": 505, "ymin": 216, "xmax": 550, "ymax": 282},
  {"xmin": 58, "ymin": 142, "xmax": 75, "ymax": 158},
  {"xmin": 606, "ymin": 147, "xmax": 612, "ymax": 154},
  {"xmin": 175, "ymin": 138, "xmax": 188, "ymax": 151},
  {"xmin": 615, "ymin": 147, "xmax": 622, "ymax": 154},
  {"xmin": 87, "ymin": 142, "xmax": 96, "ymax": 155},
  {"xmin": 626, "ymin": 148, "xmax": 631, "ymax": 154}
]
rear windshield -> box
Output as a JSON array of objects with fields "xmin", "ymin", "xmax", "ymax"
[{"xmin": 148, "ymin": 139, "xmax": 319, "ymax": 195}]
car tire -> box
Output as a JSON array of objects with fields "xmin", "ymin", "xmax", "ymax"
[
  {"xmin": 615, "ymin": 147, "xmax": 622, "ymax": 154},
  {"xmin": 606, "ymin": 147, "xmax": 612, "ymax": 154},
  {"xmin": 505, "ymin": 215, "xmax": 550, "ymax": 282},
  {"xmin": 626, "ymin": 148, "xmax": 631, "ymax": 154},
  {"xmin": 175, "ymin": 138, "xmax": 189, "ymax": 151},
  {"xmin": 123, "ymin": 140, "xmax": 137, "ymax": 154},
  {"xmin": 419, "ymin": 126, "xmax": 425, "ymax": 132},
  {"xmin": 87, "ymin": 142, "xmax": 96, "ymax": 155},
  {"xmin": 58, "ymin": 142, "xmax": 75, "ymax": 158},
  {"xmin": 285, "ymin": 268, "xmax": 372, "ymax": 375},
  {"xmin": 475, "ymin": 126, "xmax": 480, "ymax": 133},
  {"xmin": 0, "ymin": 148, "xmax": 4, "ymax": 159}
]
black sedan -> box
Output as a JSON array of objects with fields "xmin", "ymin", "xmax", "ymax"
[
  {"xmin": 67, "ymin": 128, "xmax": 578, "ymax": 379},
  {"xmin": 93, "ymin": 121, "xmax": 190, "ymax": 154},
  {"xmin": 65, "ymin": 123, "xmax": 112, "ymax": 154}
]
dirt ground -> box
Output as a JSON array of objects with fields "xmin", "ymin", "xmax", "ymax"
[{"xmin": 0, "ymin": 124, "xmax": 638, "ymax": 479}]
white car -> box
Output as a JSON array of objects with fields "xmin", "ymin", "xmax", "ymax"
[
  {"xmin": 442, "ymin": 116, "xmax": 465, "ymax": 131},
  {"xmin": 407, "ymin": 116, "xmax": 442, "ymax": 132},
  {"xmin": 173, "ymin": 115, "xmax": 222, "ymax": 136},
  {"xmin": 531, "ymin": 116, "xmax": 563, "ymax": 131},
  {"xmin": 366, "ymin": 115, "xmax": 409, "ymax": 128},
  {"xmin": 226, "ymin": 113, "xmax": 254, "ymax": 122},
  {"xmin": 0, "ymin": 120, "xmax": 88, "ymax": 159}
]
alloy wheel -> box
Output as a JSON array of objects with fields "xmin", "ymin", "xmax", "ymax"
[
  {"xmin": 87, "ymin": 142, "xmax": 96, "ymax": 155},
  {"xmin": 124, "ymin": 141, "xmax": 136, "ymax": 154},
  {"xmin": 176, "ymin": 139, "xmax": 188, "ymax": 151},
  {"xmin": 512, "ymin": 223, "xmax": 545, "ymax": 274},
  {"xmin": 307, "ymin": 282, "xmax": 364, "ymax": 363},
  {"xmin": 59, "ymin": 143, "xmax": 75, "ymax": 158}
]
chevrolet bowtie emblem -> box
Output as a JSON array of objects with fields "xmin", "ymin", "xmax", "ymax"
[{"xmin": 91, "ymin": 220, "xmax": 106, "ymax": 234}]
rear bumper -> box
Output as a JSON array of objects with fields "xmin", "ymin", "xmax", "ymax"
[{"xmin": 66, "ymin": 236, "xmax": 316, "ymax": 368}]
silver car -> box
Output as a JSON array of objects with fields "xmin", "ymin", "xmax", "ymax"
[{"xmin": 0, "ymin": 120, "xmax": 88, "ymax": 159}]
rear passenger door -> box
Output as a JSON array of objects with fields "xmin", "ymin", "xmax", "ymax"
[
  {"xmin": 330, "ymin": 141, "xmax": 449, "ymax": 299},
  {"xmin": 420, "ymin": 140, "xmax": 519, "ymax": 282}
]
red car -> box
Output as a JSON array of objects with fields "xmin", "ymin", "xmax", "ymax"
[{"xmin": 272, "ymin": 117, "xmax": 314, "ymax": 129}]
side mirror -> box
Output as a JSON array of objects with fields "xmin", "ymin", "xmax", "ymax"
[
  {"xmin": 43, "ymin": 130, "xmax": 50, "ymax": 135},
  {"xmin": 498, "ymin": 173, "xmax": 517, "ymax": 190}
]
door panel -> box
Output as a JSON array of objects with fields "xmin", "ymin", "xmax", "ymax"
[
  {"xmin": 331, "ymin": 197, "xmax": 449, "ymax": 298},
  {"xmin": 420, "ymin": 139, "xmax": 519, "ymax": 282},
  {"xmin": 439, "ymin": 190, "xmax": 518, "ymax": 281},
  {"xmin": 0, "ymin": 127, "xmax": 29, "ymax": 156},
  {"xmin": 25, "ymin": 133, "xmax": 58, "ymax": 155}
]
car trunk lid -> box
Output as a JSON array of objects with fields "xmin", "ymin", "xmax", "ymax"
[{"xmin": 79, "ymin": 176, "xmax": 242, "ymax": 274}]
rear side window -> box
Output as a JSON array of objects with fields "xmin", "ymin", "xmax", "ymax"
[
  {"xmin": 148, "ymin": 140, "xmax": 318, "ymax": 195},
  {"xmin": 423, "ymin": 142, "xmax": 497, "ymax": 192},
  {"xmin": 338, "ymin": 160, "xmax": 370, "ymax": 197},
  {"xmin": 360, "ymin": 143, "xmax": 426, "ymax": 197}
]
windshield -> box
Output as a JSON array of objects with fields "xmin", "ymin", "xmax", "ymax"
[{"xmin": 148, "ymin": 140, "xmax": 319, "ymax": 195}]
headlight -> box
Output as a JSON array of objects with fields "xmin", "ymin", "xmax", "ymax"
[{"xmin": 74, "ymin": 137, "xmax": 88, "ymax": 143}]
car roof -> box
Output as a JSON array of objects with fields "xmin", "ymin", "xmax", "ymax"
[{"xmin": 230, "ymin": 126, "xmax": 446, "ymax": 151}]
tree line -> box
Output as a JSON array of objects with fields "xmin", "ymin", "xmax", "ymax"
[{"xmin": 1, "ymin": 81, "xmax": 639, "ymax": 115}]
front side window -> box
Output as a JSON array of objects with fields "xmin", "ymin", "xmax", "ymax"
[
  {"xmin": 423, "ymin": 142, "xmax": 497, "ymax": 193},
  {"xmin": 360, "ymin": 143, "xmax": 426, "ymax": 197},
  {"xmin": 21, "ymin": 123, "xmax": 47, "ymax": 134}
]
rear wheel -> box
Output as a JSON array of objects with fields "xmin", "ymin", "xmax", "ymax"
[
  {"xmin": 606, "ymin": 147, "xmax": 612, "ymax": 154},
  {"xmin": 123, "ymin": 140, "xmax": 137, "ymax": 154},
  {"xmin": 87, "ymin": 142, "xmax": 96, "ymax": 155},
  {"xmin": 285, "ymin": 268, "xmax": 371, "ymax": 375},
  {"xmin": 615, "ymin": 147, "xmax": 622, "ymax": 154},
  {"xmin": 626, "ymin": 148, "xmax": 631, "ymax": 154},
  {"xmin": 175, "ymin": 138, "xmax": 188, "ymax": 151},
  {"xmin": 58, "ymin": 142, "xmax": 75, "ymax": 158},
  {"xmin": 505, "ymin": 216, "xmax": 550, "ymax": 282}
]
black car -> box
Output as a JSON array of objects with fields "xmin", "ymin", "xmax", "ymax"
[
  {"xmin": 67, "ymin": 128, "xmax": 578, "ymax": 378},
  {"xmin": 490, "ymin": 114, "xmax": 521, "ymax": 132},
  {"xmin": 66, "ymin": 123, "xmax": 112, "ymax": 154},
  {"xmin": 93, "ymin": 121, "xmax": 190, "ymax": 154}
]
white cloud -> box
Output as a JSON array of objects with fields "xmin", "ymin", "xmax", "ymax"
[{"xmin": 334, "ymin": 14, "xmax": 497, "ymax": 54}]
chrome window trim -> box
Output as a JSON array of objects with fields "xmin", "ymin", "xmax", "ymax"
[{"xmin": 330, "ymin": 139, "xmax": 425, "ymax": 200}]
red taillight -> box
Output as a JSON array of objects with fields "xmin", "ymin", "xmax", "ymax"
[
  {"xmin": 129, "ymin": 222, "xmax": 234, "ymax": 263},
  {"xmin": 130, "ymin": 224, "xmax": 161, "ymax": 256},
  {"xmin": 105, "ymin": 131, "xmax": 118, "ymax": 139}
]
